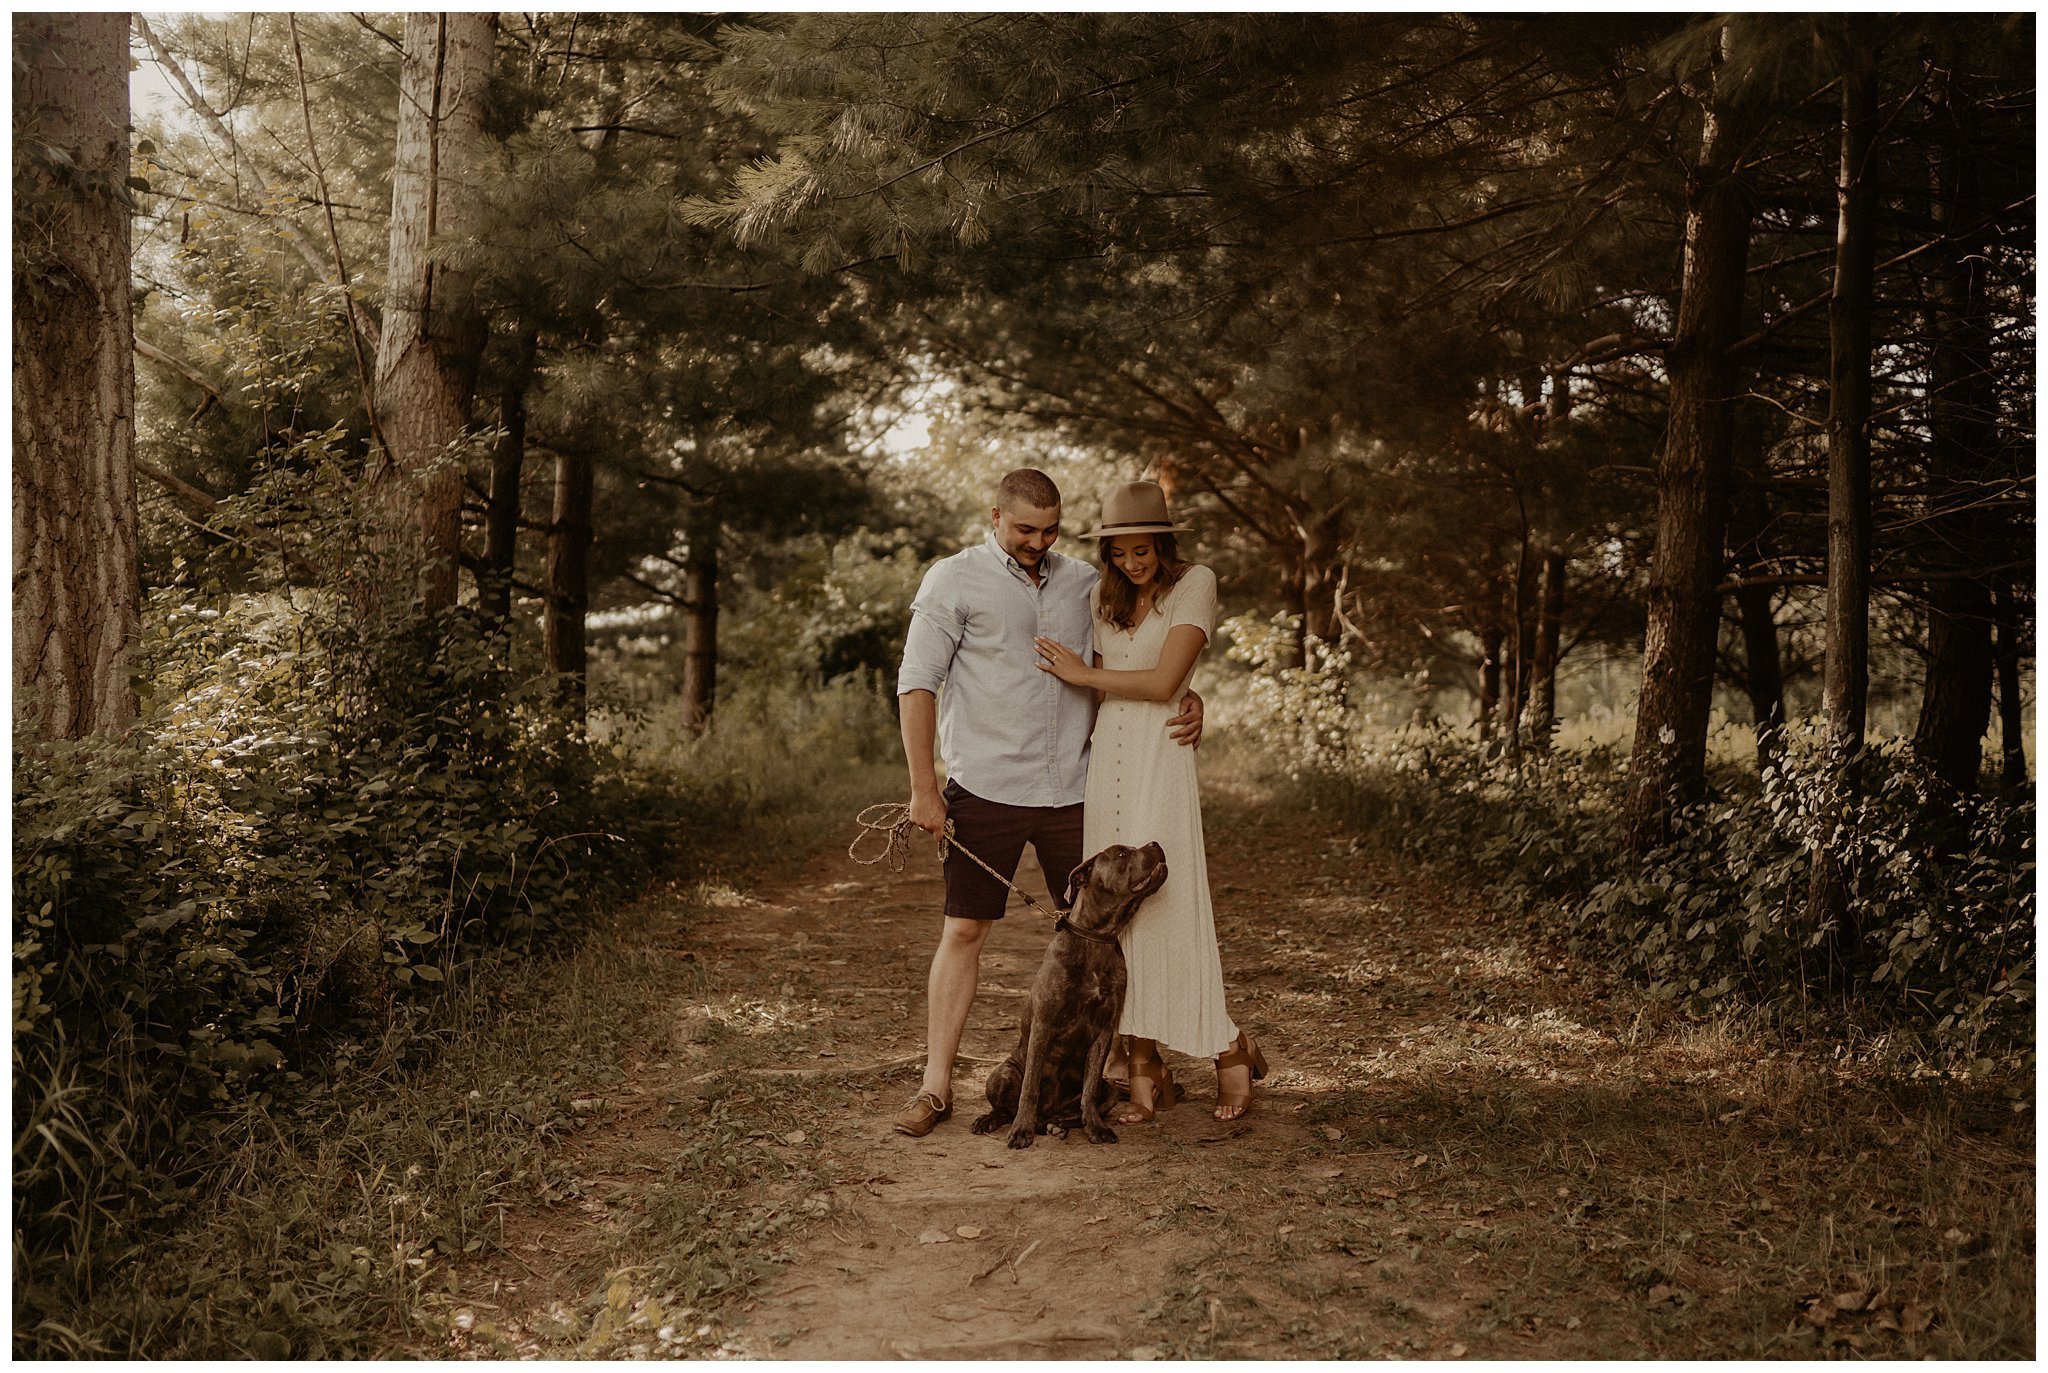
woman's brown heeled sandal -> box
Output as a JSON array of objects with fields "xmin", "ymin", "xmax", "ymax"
[
  {"xmin": 1115, "ymin": 1057, "xmax": 1177, "ymax": 1124},
  {"xmin": 1104, "ymin": 1035, "xmax": 1133, "ymax": 1099},
  {"xmin": 1213, "ymin": 1032, "xmax": 1268, "ymax": 1121}
]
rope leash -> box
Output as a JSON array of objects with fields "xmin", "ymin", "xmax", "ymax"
[{"xmin": 849, "ymin": 801, "xmax": 1062, "ymax": 923}]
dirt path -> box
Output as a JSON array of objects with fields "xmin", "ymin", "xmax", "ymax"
[{"xmin": 422, "ymin": 777, "xmax": 2032, "ymax": 1360}]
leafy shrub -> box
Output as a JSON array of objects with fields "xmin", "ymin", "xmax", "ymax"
[
  {"xmin": 13, "ymin": 583, "xmax": 680, "ymax": 1333},
  {"xmin": 1337, "ymin": 728, "xmax": 2034, "ymax": 1051},
  {"xmin": 1230, "ymin": 650, "xmax": 2034, "ymax": 1056},
  {"xmin": 1219, "ymin": 611, "xmax": 1355, "ymax": 774}
]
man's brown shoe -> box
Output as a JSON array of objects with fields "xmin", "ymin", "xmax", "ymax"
[{"xmin": 893, "ymin": 1089, "xmax": 952, "ymax": 1137}]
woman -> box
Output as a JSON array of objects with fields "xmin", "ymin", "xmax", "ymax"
[{"xmin": 1033, "ymin": 481, "xmax": 1267, "ymax": 1123}]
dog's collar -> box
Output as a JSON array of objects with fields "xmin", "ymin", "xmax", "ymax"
[{"xmin": 1054, "ymin": 912, "xmax": 1121, "ymax": 946}]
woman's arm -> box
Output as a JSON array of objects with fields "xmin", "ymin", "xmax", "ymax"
[{"xmin": 1036, "ymin": 625, "xmax": 1206, "ymax": 702}]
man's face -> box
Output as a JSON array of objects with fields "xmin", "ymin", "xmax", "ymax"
[{"xmin": 992, "ymin": 500, "xmax": 1060, "ymax": 571}]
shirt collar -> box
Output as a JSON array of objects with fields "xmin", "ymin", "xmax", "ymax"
[{"xmin": 982, "ymin": 529, "xmax": 1068, "ymax": 585}]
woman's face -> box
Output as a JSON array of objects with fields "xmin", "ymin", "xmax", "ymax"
[{"xmin": 1106, "ymin": 534, "xmax": 1160, "ymax": 588}]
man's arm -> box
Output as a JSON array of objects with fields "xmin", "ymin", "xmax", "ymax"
[
  {"xmin": 1168, "ymin": 690, "xmax": 1203, "ymax": 748},
  {"xmin": 900, "ymin": 689, "xmax": 947, "ymax": 834}
]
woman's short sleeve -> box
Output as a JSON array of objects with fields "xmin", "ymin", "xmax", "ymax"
[{"xmin": 1167, "ymin": 565, "xmax": 1219, "ymax": 641}]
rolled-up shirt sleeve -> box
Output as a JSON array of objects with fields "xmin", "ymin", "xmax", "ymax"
[{"xmin": 897, "ymin": 565, "xmax": 963, "ymax": 696}]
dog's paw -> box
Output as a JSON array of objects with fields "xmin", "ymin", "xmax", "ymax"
[
  {"xmin": 969, "ymin": 1112, "xmax": 1006, "ymax": 1136},
  {"xmin": 1005, "ymin": 1125, "xmax": 1037, "ymax": 1150},
  {"xmin": 1083, "ymin": 1123, "xmax": 1118, "ymax": 1145}
]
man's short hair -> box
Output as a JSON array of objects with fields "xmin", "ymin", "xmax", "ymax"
[{"xmin": 997, "ymin": 468, "xmax": 1061, "ymax": 513}]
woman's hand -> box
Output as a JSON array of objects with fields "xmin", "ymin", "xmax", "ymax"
[{"xmin": 1033, "ymin": 636, "xmax": 1091, "ymax": 686}]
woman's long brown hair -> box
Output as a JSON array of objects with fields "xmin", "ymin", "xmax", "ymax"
[{"xmin": 1094, "ymin": 532, "xmax": 1190, "ymax": 632}]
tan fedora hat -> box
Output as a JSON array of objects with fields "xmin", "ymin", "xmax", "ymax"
[{"xmin": 1080, "ymin": 480, "xmax": 1192, "ymax": 539}]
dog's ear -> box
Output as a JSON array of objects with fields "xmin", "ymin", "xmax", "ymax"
[{"xmin": 1063, "ymin": 855, "xmax": 1097, "ymax": 907}]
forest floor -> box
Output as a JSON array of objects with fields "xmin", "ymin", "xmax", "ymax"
[{"xmin": 402, "ymin": 768, "xmax": 2033, "ymax": 1360}]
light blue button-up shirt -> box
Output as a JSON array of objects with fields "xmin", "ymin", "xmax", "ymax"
[{"xmin": 897, "ymin": 531, "xmax": 1097, "ymax": 807}]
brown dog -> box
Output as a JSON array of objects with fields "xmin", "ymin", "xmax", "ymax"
[{"xmin": 972, "ymin": 841, "xmax": 1168, "ymax": 1149}]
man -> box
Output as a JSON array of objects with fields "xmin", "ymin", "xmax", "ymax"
[{"xmin": 892, "ymin": 468, "xmax": 1201, "ymax": 1136}]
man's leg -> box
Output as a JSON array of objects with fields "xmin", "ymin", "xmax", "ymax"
[
  {"xmin": 896, "ymin": 782, "xmax": 1025, "ymax": 1135},
  {"xmin": 920, "ymin": 915, "xmax": 994, "ymax": 1102}
]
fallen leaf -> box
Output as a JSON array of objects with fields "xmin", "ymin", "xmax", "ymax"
[
  {"xmin": 1312, "ymin": 1166, "xmax": 1343, "ymax": 1180},
  {"xmin": 1942, "ymin": 1227, "xmax": 1975, "ymax": 1248},
  {"xmin": 1564, "ymin": 1316, "xmax": 1581, "ymax": 1331},
  {"xmin": 1832, "ymin": 1289, "xmax": 1871, "ymax": 1312},
  {"xmin": 1319, "ymin": 1126, "xmax": 1343, "ymax": 1140},
  {"xmin": 1127, "ymin": 1345, "xmax": 1162, "ymax": 1361},
  {"xmin": 1374, "ymin": 1187, "xmax": 1399, "ymax": 1200},
  {"xmin": 783, "ymin": 1130, "xmax": 807, "ymax": 1145},
  {"xmin": 1277, "ymin": 1224, "xmax": 1294, "ymax": 1236},
  {"xmin": 955, "ymin": 1225, "xmax": 983, "ymax": 1239},
  {"xmin": 1800, "ymin": 1301, "xmax": 1834, "ymax": 1328},
  {"xmin": 1447, "ymin": 1342, "xmax": 1467, "ymax": 1358},
  {"xmin": 916, "ymin": 1230, "xmax": 950, "ymax": 1245},
  {"xmin": 1412, "ymin": 1153, "xmax": 1430, "ymax": 1165},
  {"xmin": 1901, "ymin": 1303, "xmax": 1932, "ymax": 1333}
]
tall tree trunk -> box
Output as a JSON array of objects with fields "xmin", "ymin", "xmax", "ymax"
[
  {"xmin": 1521, "ymin": 549, "xmax": 1567, "ymax": 751},
  {"xmin": 1475, "ymin": 627, "xmax": 1504, "ymax": 754},
  {"xmin": 1624, "ymin": 29, "xmax": 1757, "ymax": 851},
  {"xmin": 1299, "ymin": 512, "xmax": 1343, "ymax": 646},
  {"xmin": 1805, "ymin": 53, "xmax": 1880, "ymax": 959},
  {"xmin": 681, "ymin": 500, "xmax": 721, "ymax": 733},
  {"xmin": 1728, "ymin": 418, "xmax": 1785, "ymax": 775},
  {"xmin": 1522, "ymin": 369, "xmax": 1573, "ymax": 753},
  {"xmin": 544, "ymin": 448, "xmax": 592, "ymax": 712},
  {"xmin": 370, "ymin": 12, "xmax": 495, "ymax": 613},
  {"xmin": 1734, "ymin": 578, "xmax": 1786, "ymax": 775},
  {"xmin": 480, "ymin": 333, "xmax": 537, "ymax": 628},
  {"xmin": 1504, "ymin": 553, "xmax": 1537, "ymax": 760},
  {"xmin": 12, "ymin": 14, "xmax": 139, "ymax": 739},
  {"xmin": 1994, "ymin": 577, "xmax": 2028, "ymax": 791},
  {"xmin": 1911, "ymin": 64, "xmax": 1997, "ymax": 792}
]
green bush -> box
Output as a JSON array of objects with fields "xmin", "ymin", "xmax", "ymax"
[
  {"xmin": 1221, "ymin": 623, "xmax": 2035, "ymax": 1056},
  {"xmin": 13, "ymin": 585, "xmax": 680, "ymax": 1333},
  {"xmin": 1272, "ymin": 719, "xmax": 2033, "ymax": 1055}
]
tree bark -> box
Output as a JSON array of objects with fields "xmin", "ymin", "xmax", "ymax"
[
  {"xmin": 681, "ymin": 501, "xmax": 721, "ymax": 733},
  {"xmin": 1805, "ymin": 53, "xmax": 1880, "ymax": 959},
  {"xmin": 544, "ymin": 447, "xmax": 592, "ymax": 712},
  {"xmin": 12, "ymin": 13, "xmax": 139, "ymax": 739},
  {"xmin": 1624, "ymin": 30, "xmax": 1757, "ymax": 850},
  {"xmin": 1521, "ymin": 549, "xmax": 1566, "ymax": 751},
  {"xmin": 480, "ymin": 334, "xmax": 537, "ymax": 628},
  {"xmin": 370, "ymin": 12, "xmax": 495, "ymax": 613},
  {"xmin": 1727, "ymin": 422, "xmax": 1785, "ymax": 775},
  {"xmin": 1734, "ymin": 578, "xmax": 1786, "ymax": 775},
  {"xmin": 1910, "ymin": 63, "xmax": 1997, "ymax": 793},
  {"xmin": 1475, "ymin": 627, "xmax": 1504, "ymax": 754},
  {"xmin": 1994, "ymin": 577, "xmax": 2028, "ymax": 791}
]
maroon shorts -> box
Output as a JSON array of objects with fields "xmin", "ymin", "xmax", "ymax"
[{"xmin": 941, "ymin": 779, "xmax": 1086, "ymax": 920}]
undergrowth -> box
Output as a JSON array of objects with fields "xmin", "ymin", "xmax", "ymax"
[
  {"xmin": 1212, "ymin": 630, "xmax": 2034, "ymax": 1062},
  {"xmin": 15, "ymin": 665, "xmax": 897, "ymax": 1357}
]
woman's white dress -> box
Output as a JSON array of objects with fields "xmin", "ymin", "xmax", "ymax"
[{"xmin": 1083, "ymin": 564, "xmax": 1239, "ymax": 1058}]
